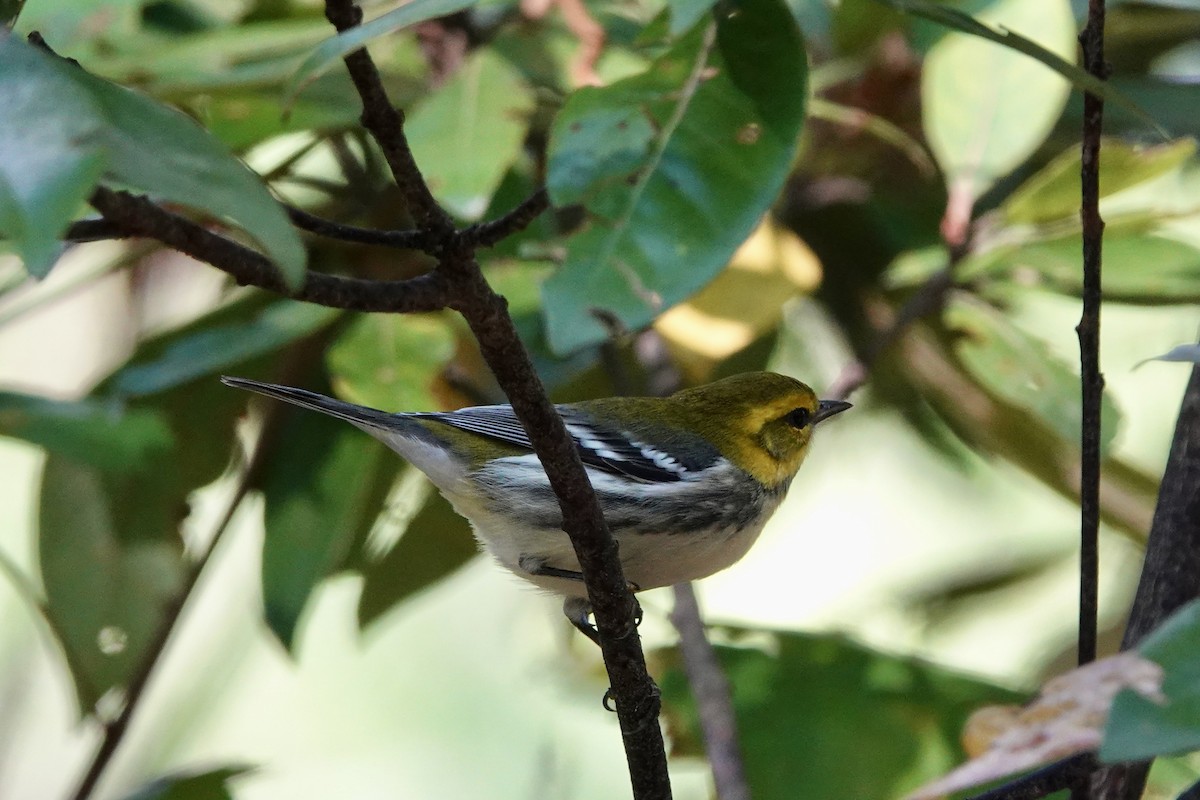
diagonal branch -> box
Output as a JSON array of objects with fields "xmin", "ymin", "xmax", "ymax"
[{"xmin": 323, "ymin": 0, "xmax": 453, "ymax": 236}]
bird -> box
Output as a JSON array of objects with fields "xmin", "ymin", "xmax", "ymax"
[{"xmin": 221, "ymin": 372, "xmax": 850, "ymax": 641}]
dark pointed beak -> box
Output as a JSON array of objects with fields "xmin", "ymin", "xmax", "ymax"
[{"xmin": 813, "ymin": 399, "xmax": 852, "ymax": 425}]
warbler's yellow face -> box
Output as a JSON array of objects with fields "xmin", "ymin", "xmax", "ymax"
[{"xmin": 675, "ymin": 372, "xmax": 850, "ymax": 489}]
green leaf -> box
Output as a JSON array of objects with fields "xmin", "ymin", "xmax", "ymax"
[
  {"xmin": 920, "ymin": 0, "xmax": 1075, "ymax": 203},
  {"xmin": 259, "ymin": 376, "xmax": 399, "ymax": 649},
  {"xmin": 944, "ymin": 296, "xmax": 1121, "ymax": 453},
  {"xmin": 877, "ymin": 0, "xmax": 1165, "ymax": 137},
  {"xmin": 968, "ymin": 231, "xmax": 1200, "ymax": 302},
  {"xmin": 0, "ymin": 392, "xmax": 173, "ymax": 472},
  {"xmin": 1005, "ymin": 138, "xmax": 1197, "ymax": 224},
  {"xmin": 356, "ymin": 477, "xmax": 477, "ymax": 629},
  {"xmin": 1, "ymin": 0, "xmax": 25, "ymax": 27},
  {"xmin": 661, "ymin": 631, "xmax": 1022, "ymax": 800},
  {"xmin": 39, "ymin": 456, "xmax": 186, "ymax": 712},
  {"xmin": 326, "ymin": 313, "xmax": 455, "ymax": 411},
  {"xmin": 0, "ymin": 35, "xmax": 107, "ymax": 276},
  {"xmin": 405, "ymin": 48, "xmax": 534, "ymax": 220},
  {"xmin": 543, "ymin": 0, "xmax": 807, "ymax": 353},
  {"xmin": 1103, "ymin": 601, "xmax": 1200, "ymax": 762},
  {"xmin": 0, "ymin": 35, "xmax": 307, "ymax": 286},
  {"xmin": 122, "ymin": 766, "xmax": 253, "ymax": 800},
  {"xmin": 108, "ymin": 301, "xmax": 339, "ymax": 397},
  {"xmin": 287, "ymin": 0, "xmax": 479, "ymax": 101}
]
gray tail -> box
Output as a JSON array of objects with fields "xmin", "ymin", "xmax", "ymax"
[{"xmin": 220, "ymin": 376, "xmax": 399, "ymax": 431}]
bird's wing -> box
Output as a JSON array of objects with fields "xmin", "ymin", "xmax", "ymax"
[{"xmin": 419, "ymin": 405, "xmax": 703, "ymax": 483}]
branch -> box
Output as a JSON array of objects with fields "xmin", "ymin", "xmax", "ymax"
[
  {"xmin": 965, "ymin": 754, "xmax": 1097, "ymax": 800},
  {"xmin": 441, "ymin": 254, "xmax": 671, "ymax": 798},
  {"xmin": 670, "ymin": 583, "xmax": 750, "ymax": 800},
  {"xmin": 1076, "ymin": 0, "xmax": 1108, "ymax": 671},
  {"xmin": 89, "ymin": 188, "xmax": 452, "ymax": 313},
  {"xmin": 323, "ymin": 0, "xmax": 453, "ymax": 235},
  {"xmin": 68, "ymin": 456, "xmax": 259, "ymax": 800},
  {"xmin": 284, "ymin": 205, "xmax": 433, "ymax": 251},
  {"xmin": 459, "ymin": 188, "xmax": 551, "ymax": 248}
]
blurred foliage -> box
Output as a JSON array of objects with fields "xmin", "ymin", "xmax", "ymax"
[{"xmin": 2, "ymin": 0, "xmax": 1200, "ymax": 797}]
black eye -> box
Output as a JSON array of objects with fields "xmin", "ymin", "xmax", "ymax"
[{"xmin": 785, "ymin": 408, "xmax": 811, "ymax": 429}]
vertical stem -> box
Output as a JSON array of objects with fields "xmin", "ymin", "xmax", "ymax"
[
  {"xmin": 1076, "ymin": 0, "xmax": 1107, "ymax": 668},
  {"xmin": 670, "ymin": 583, "xmax": 750, "ymax": 800}
]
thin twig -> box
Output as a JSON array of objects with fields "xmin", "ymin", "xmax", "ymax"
[
  {"xmin": 826, "ymin": 264, "xmax": 958, "ymax": 402},
  {"xmin": 1076, "ymin": 0, "xmax": 1108, "ymax": 670},
  {"xmin": 89, "ymin": 188, "xmax": 453, "ymax": 313},
  {"xmin": 68, "ymin": 467, "xmax": 257, "ymax": 800},
  {"xmin": 323, "ymin": 0, "xmax": 452, "ymax": 235},
  {"xmin": 284, "ymin": 205, "xmax": 433, "ymax": 251},
  {"xmin": 670, "ymin": 584, "xmax": 750, "ymax": 800},
  {"xmin": 459, "ymin": 188, "xmax": 551, "ymax": 248}
]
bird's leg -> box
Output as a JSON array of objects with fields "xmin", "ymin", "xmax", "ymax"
[
  {"xmin": 519, "ymin": 554, "xmax": 644, "ymax": 646},
  {"xmin": 563, "ymin": 596, "xmax": 600, "ymax": 645}
]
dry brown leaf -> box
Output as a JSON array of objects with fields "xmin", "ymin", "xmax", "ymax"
[{"xmin": 905, "ymin": 652, "xmax": 1165, "ymax": 800}]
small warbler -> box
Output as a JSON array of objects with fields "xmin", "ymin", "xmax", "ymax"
[{"xmin": 221, "ymin": 372, "xmax": 850, "ymax": 640}]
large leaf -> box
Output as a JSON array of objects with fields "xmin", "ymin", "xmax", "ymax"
[
  {"xmin": 404, "ymin": 48, "xmax": 534, "ymax": 220},
  {"xmin": 108, "ymin": 301, "xmax": 339, "ymax": 397},
  {"xmin": 921, "ymin": 0, "xmax": 1075, "ymax": 204},
  {"xmin": 0, "ymin": 392, "xmax": 172, "ymax": 472},
  {"xmin": 259, "ymin": 389, "xmax": 398, "ymax": 649},
  {"xmin": 661, "ymin": 631, "xmax": 1022, "ymax": 800},
  {"xmin": 542, "ymin": 0, "xmax": 807, "ymax": 353},
  {"xmin": 943, "ymin": 295, "xmax": 1122, "ymax": 453},
  {"xmin": 287, "ymin": 0, "xmax": 480, "ymax": 100},
  {"xmin": 325, "ymin": 312, "xmax": 455, "ymax": 411},
  {"xmin": 967, "ymin": 230, "xmax": 1200, "ymax": 302},
  {"xmin": 1004, "ymin": 138, "xmax": 1197, "ymax": 224},
  {"xmin": 355, "ymin": 478, "xmax": 477, "ymax": 629},
  {"xmin": 39, "ymin": 456, "xmax": 186, "ymax": 712},
  {"xmin": 0, "ymin": 34, "xmax": 306, "ymax": 285},
  {"xmin": 878, "ymin": 0, "xmax": 1163, "ymax": 135},
  {"xmin": 122, "ymin": 766, "xmax": 252, "ymax": 800},
  {"xmin": 1103, "ymin": 600, "xmax": 1200, "ymax": 762}
]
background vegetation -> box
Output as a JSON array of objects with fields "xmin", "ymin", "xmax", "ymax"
[{"xmin": 3, "ymin": 0, "xmax": 1200, "ymax": 797}]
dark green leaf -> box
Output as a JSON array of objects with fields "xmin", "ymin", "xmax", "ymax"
[
  {"xmin": 0, "ymin": 35, "xmax": 307, "ymax": 285},
  {"xmin": 873, "ymin": 0, "xmax": 1166, "ymax": 136},
  {"xmin": 39, "ymin": 456, "xmax": 186, "ymax": 712},
  {"xmin": 287, "ymin": 0, "xmax": 480, "ymax": 100},
  {"xmin": 968, "ymin": 231, "xmax": 1200, "ymax": 302},
  {"xmin": 108, "ymin": 302, "xmax": 339, "ymax": 397},
  {"xmin": 260, "ymin": 383, "xmax": 399, "ymax": 649},
  {"xmin": 944, "ymin": 296, "xmax": 1121, "ymax": 452},
  {"xmin": 1103, "ymin": 601, "xmax": 1200, "ymax": 762},
  {"xmin": 0, "ymin": 392, "xmax": 173, "ymax": 472},
  {"xmin": 542, "ymin": 0, "xmax": 807, "ymax": 353},
  {"xmin": 404, "ymin": 48, "xmax": 534, "ymax": 220},
  {"xmin": 1, "ymin": 0, "xmax": 25, "ymax": 27},
  {"xmin": 0, "ymin": 36, "xmax": 106, "ymax": 276},
  {"xmin": 661, "ymin": 631, "xmax": 1022, "ymax": 800},
  {"xmin": 122, "ymin": 766, "xmax": 253, "ymax": 800},
  {"xmin": 1005, "ymin": 138, "xmax": 1196, "ymax": 224},
  {"xmin": 356, "ymin": 479, "xmax": 477, "ymax": 629}
]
